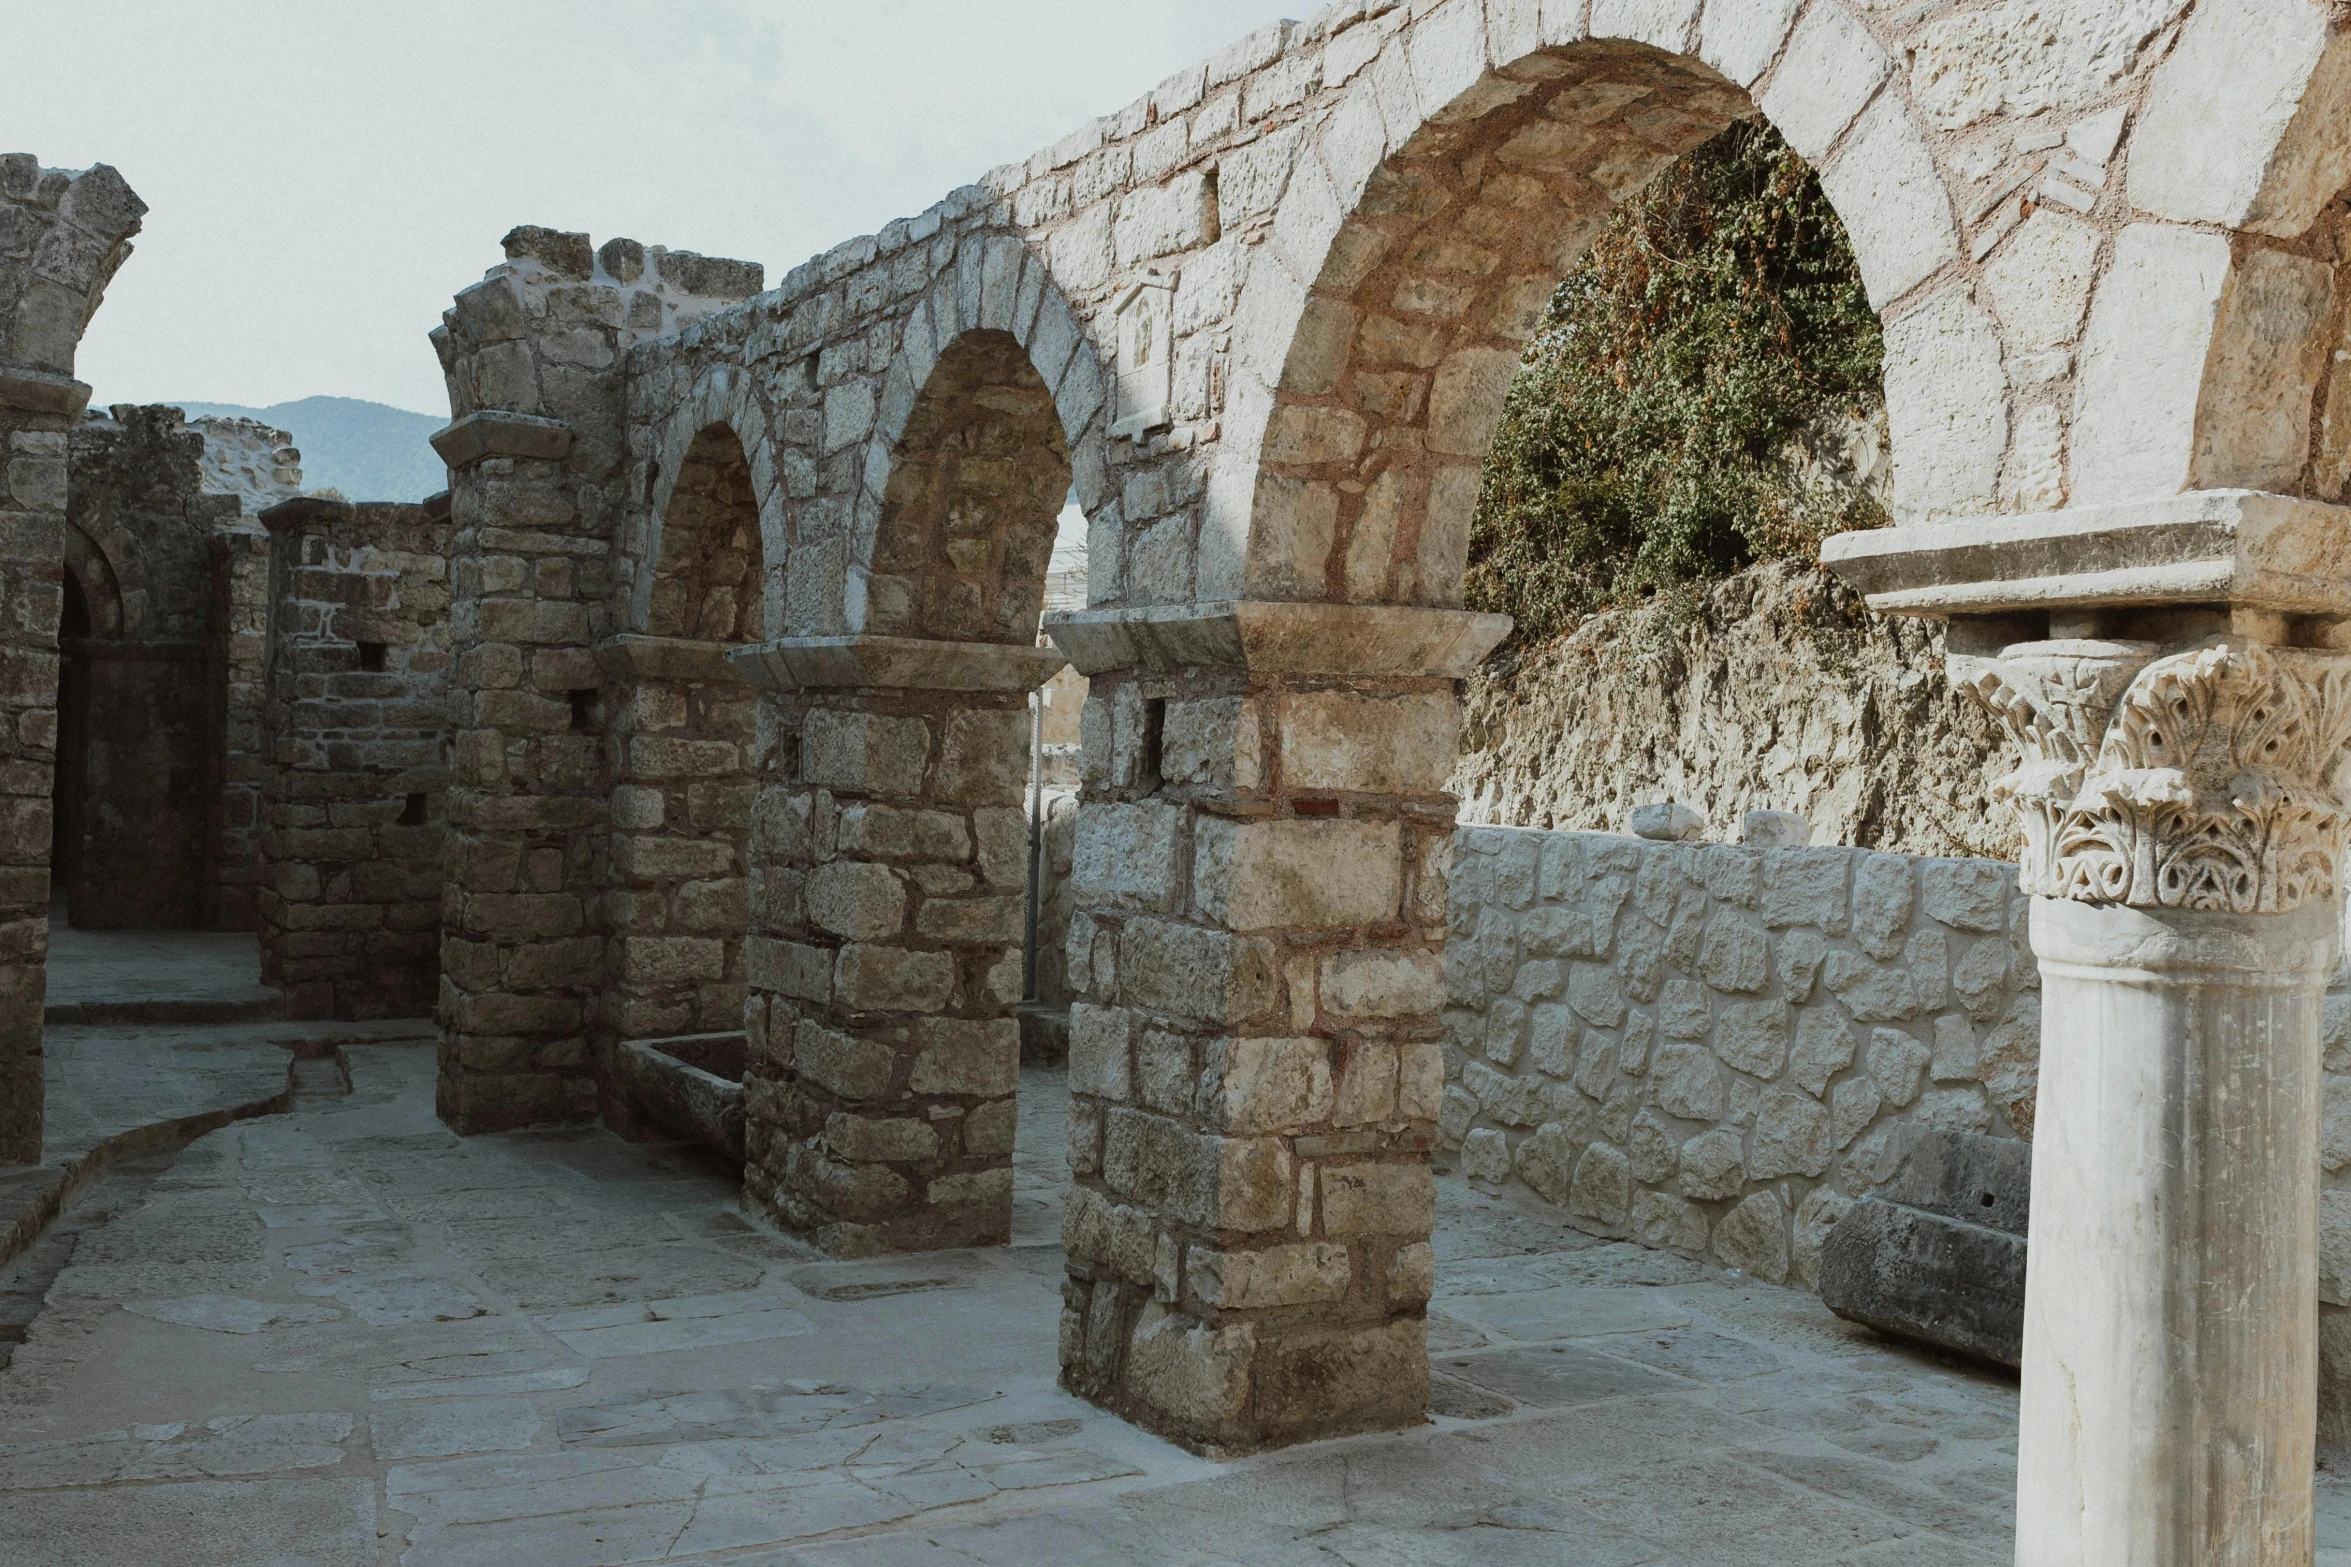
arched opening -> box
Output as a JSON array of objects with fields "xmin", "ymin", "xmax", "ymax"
[
  {"xmin": 48, "ymin": 567, "xmax": 92, "ymax": 926},
  {"xmin": 1060, "ymin": 22, "xmax": 1944, "ymax": 1454},
  {"xmin": 603, "ymin": 422, "xmax": 766, "ymax": 1153},
  {"xmin": 738, "ymin": 323, "xmax": 1075, "ymax": 1255},
  {"xmin": 867, "ymin": 328, "xmax": 1069, "ymax": 645}
]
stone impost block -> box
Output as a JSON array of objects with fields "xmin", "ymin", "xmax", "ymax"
[
  {"xmin": 0, "ymin": 365, "xmax": 91, "ymax": 418},
  {"xmin": 592, "ymin": 635, "xmax": 746, "ymax": 686},
  {"xmin": 430, "ymin": 411, "xmax": 574, "ymax": 469},
  {"xmin": 1046, "ymin": 601, "xmax": 1511, "ymax": 679},
  {"xmin": 730, "ymin": 636, "xmax": 1068, "ymax": 692},
  {"xmin": 1821, "ymin": 491, "xmax": 2351, "ymax": 620}
]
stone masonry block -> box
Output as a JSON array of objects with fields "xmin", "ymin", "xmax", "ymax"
[{"xmin": 1193, "ymin": 816, "xmax": 1400, "ymax": 931}]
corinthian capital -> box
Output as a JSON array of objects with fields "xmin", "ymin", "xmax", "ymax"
[{"xmin": 1952, "ymin": 638, "xmax": 2351, "ymax": 914}]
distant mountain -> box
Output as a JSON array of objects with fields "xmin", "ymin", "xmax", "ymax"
[{"xmin": 164, "ymin": 396, "xmax": 446, "ymax": 503}]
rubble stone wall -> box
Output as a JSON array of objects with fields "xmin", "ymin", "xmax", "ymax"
[
  {"xmin": 61, "ymin": 406, "xmax": 281, "ymax": 930},
  {"xmin": 1441, "ymin": 826, "xmax": 2039, "ymax": 1288},
  {"xmin": 1440, "ymin": 823, "xmax": 2351, "ymax": 1429},
  {"xmin": 258, "ymin": 497, "xmax": 453, "ymax": 1020}
]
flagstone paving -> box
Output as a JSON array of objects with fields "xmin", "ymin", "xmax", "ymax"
[{"xmin": 4, "ymin": 1038, "xmax": 2348, "ymax": 1565}]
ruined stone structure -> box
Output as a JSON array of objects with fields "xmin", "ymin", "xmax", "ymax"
[
  {"xmin": 0, "ymin": 158, "xmax": 143, "ymax": 1165},
  {"xmin": 59, "ymin": 406, "xmax": 294, "ymax": 931},
  {"xmin": 0, "ymin": 0, "xmax": 2340, "ymax": 1553},
  {"xmin": 392, "ymin": 0, "xmax": 2351, "ymax": 1513},
  {"xmin": 256, "ymin": 495, "xmax": 453, "ymax": 1020}
]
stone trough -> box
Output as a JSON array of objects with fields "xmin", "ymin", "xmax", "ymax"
[{"xmin": 613, "ymin": 1032, "xmax": 746, "ymax": 1165}]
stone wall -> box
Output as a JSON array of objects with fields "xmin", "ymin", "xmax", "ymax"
[
  {"xmin": 1455, "ymin": 561, "xmax": 2018, "ymax": 861},
  {"xmin": 257, "ymin": 497, "xmax": 452, "ymax": 1019},
  {"xmin": 60, "ymin": 406, "xmax": 294, "ymax": 931},
  {"xmin": 1440, "ymin": 822, "xmax": 2351, "ymax": 1432},
  {"xmin": 1442, "ymin": 825, "xmax": 2038, "ymax": 1288}
]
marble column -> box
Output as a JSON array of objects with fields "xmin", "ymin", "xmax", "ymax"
[
  {"xmin": 1952, "ymin": 632, "xmax": 2351, "ymax": 1564},
  {"xmin": 1825, "ymin": 494, "xmax": 2351, "ymax": 1563}
]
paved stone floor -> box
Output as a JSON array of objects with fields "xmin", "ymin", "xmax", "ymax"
[
  {"xmin": 44, "ymin": 900, "xmax": 281, "ymax": 1020},
  {"xmin": 4, "ymin": 1042, "xmax": 2350, "ymax": 1564}
]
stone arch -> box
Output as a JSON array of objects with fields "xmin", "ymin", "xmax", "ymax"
[
  {"xmin": 646, "ymin": 423, "xmax": 765, "ymax": 642},
  {"xmin": 2065, "ymin": 0, "xmax": 2351, "ymax": 505},
  {"xmin": 633, "ymin": 368, "xmax": 783, "ymax": 641},
  {"xmin": 1229, "ymin": 0, "xmax": 1967, "ymax": 598},
  {"xmin": 61, "ymin": 523, "xmax": 123, "ymax": 639},
  {"xmin": 850, "ymin": 248, "xmax": 1104, "ymax": 636},
  {"xmin": 863, "ymin": 329, "xmax": 1073, "ymax": 644}
]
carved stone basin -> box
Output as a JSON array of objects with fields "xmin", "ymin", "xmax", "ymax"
[{"xmin": 615, "ymin": 1031, "xmax": 745, "ymax": 1165}]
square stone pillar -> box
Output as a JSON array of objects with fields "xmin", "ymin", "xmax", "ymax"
[
  {"xmin": 1825, "ymin": 491, "xmax": 2351, "ymax": 1564},
  {"xmin": 433, "ymin": 412, "xmax": 609, "ymax": 1132},
  {"xmin": 591, "ymin": 634, "xmax": 758, "ymax": 1112},
  {"xmin": 1043, "ymin": 601, "xmax": 1508, "ymax": 1457},
  {"xmin": 0, "ymin": 367, "xmax": 84, "ymax": 1166},
  {"xmin": 732, "ymin": 634, "xmax": 1067, "ymax": 1256}
]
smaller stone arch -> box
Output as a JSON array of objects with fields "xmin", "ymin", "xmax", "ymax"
[
  {"xmin": 864, "ymin": 329, "xmax": 1073, "ymax": 645},
  {"xmin": 646, "ymin": 423, "xmax": 765, "ymax": 643},
  {"xmin": 633, "ymin": 367, "xmax": 784, "ymax": 642},
  {"xmin": 61, "ymin": 524, "xmax": 123, "ymax": 639},
  {"xmin": 847, "ymin": 239, "xmax": 1108, "ymax": 638},
  {"xmin": 598, "ymin": 409, "xmax": 769, "ymax": 1093}
]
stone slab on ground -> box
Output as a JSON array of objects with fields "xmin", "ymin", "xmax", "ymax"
[
  {"xmin": 4, "ymin": 1045, "xmax": 2351, "ymax": 1563},
  {"xmin": 1820, "ymin": 1131, "xmax": 2030, "ymax": 1368},
  {"xmin": 41, "ymin": 918, "xmax": 286, "ymax": 1025}
]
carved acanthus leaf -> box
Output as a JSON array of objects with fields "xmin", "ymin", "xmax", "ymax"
[{"xmin": 1953, "ymin": 639, "xmax": 2351, "ymax": 913}]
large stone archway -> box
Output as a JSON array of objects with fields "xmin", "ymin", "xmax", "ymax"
[{"xmin": 0, "ymin": 155, "xmax": 145, "ymax": 1166}]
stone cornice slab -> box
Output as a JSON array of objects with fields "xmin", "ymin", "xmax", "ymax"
[
  {"xmin": 429, "ymin": 411, "xmax": 573, "ymax": 469},
  {"xmin": 1820, "ymin": 491, "xmax": 2351, "ymax": 619},
  {"xmin": 729, "ymin": 635, "xmax": 1068, "ymax": 692},
  {"xmin": 593, "ymin": 634, "xmax": 745, "ymax": 686},
  {"xmin": 0, "ymin": 364, "xmax": 91, "ymax": 418},
  {"xmin": 1043, "ymin": 601, "xmax": 1513, "ymax": 678},
  {"xmin": 257, "ymin": 496, "xmax": 356, "ymax": 534}
]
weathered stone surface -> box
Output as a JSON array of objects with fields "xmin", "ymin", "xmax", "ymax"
[{"xmin": 1820, "ymin": 1130, "xmax": 2032, "ymax": 1367}]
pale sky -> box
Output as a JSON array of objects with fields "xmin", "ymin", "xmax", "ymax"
[{"xmin": 16, "ymin": 1, "xmax": 1297, "ymax": 416}]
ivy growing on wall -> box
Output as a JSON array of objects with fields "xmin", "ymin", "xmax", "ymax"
[{"xmin": 1466, "ymin": 119, "xmax": 1889, "ymax": 648}]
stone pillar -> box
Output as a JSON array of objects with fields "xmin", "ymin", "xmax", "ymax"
[
  {"xmin": 1827, "ymin": 498, "xmax": 2351, "ymax": 1564},
  {"xmin": 0, "ymin": 367, "xmax": 78, "ymax": 1166},
  {"xmin": 1043, "ymin": 601, "xmax": 1507, "ymax": 1457},
  {"xmin": 427, "ymin": 224, "xmax": 762, "ymax": 1133},
  {"xmin": 2025, "ymin": 897, "xmax": 2331, "ymax": 1562},
  {"xmin": 732, "ymin": 635, "xmax": 1065, "ymax": 1257},
  {"xmin": 592, "ymin": 633, "xmax": 757, "ymax": 1049},
  {"xmin": 0, "ymin": 156, "xmax": 143, "ymax": 1165},
  {"xmin": 431, "ymin": 410, "xmax": 606, "ymax": 1131}
]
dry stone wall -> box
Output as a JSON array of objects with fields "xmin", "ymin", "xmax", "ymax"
[
  {"xmin": 1455, "ymin": 561, "xmax": 2019, "ymax": 861},
  {"xmin": 1442, "ymin": 826, "xmax": 2039, "ymax": 1288},
  {"xmin": 258, "ymin": 497, "xmax": 453, "ymax": 1020},
  {"xmin": 1441, "ymin": 822, "xmax": 2351, "ymax": 1433}
]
